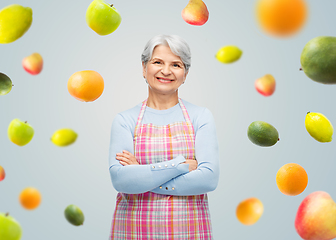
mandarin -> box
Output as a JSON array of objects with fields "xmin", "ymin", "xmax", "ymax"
[
  {"xmin": 276, "ymin": 163, "xmax": 308, "ymax": 196},
  {"xmin": 67, "ymin": 70, "xmax": 104, "ymax": 102},
  {"xmin": 19, "ymin": 187, "xmax": 41, "ymax": 210},
  {"xmin": 236, "ymin": 197, "xmax": 264, "ymax": 225},
  {"xmin": 256, "ymin": 0, "xmax": 308, "ymax": 37}
]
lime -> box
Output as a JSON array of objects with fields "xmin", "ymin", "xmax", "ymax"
[
  {"xmin": 305, "ymin": 112, "xmax": 333, "ymax": 142},
  {"xmin": 215, "ymin": 45, "xmax": 242, "ymax": 64},
  {"xmin": 64, "ymin": 204, "xmax": 84, "ymax": 226}
]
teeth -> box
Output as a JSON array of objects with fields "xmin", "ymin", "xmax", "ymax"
[{"xmin": 158, "ymin": 78, "xmax": 171, "ymax": 81}]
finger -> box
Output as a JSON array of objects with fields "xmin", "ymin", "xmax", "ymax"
[
  {"xmin": 123, "ymin": 150, "xmax": 135, "ymax": 157},
  {"xmin": 116, "ymin": 156, "xmax": 131, "ymax": 163},
  {"xmin": 119, "ymin": 161, "xmax": 128, "ymax": 166},
  {"xmin": 116, "ymin": 153, "xmax": 127, "ymax": 157},
  {"xmin": 117, "ymin": 153, "xmax": 132, "ymax": 160}
]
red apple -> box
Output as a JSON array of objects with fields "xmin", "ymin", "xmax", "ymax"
[
  {"xmin": 255, "ymin": 74, "xmax": 276, "ymax": 96},
  {"xmin": 0, "ymin": 165, "xmax": 5, "ymax": 181},
  {"xmin": 181, "ymin": 0, "xmax": 209, "ymax": 26},
  {"xmin": 22, "ymin": 53, "xmax": 43, "ymax": 75},
  {"xmin": 295, "ymin": 191, "xmax": 336, "ymax": 240}
]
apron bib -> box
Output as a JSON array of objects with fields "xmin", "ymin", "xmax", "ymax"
[{"xmin": 110, "ymin": 99, "xmax": 213, "ymax": 239}]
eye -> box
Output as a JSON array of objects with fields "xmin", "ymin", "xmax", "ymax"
[
  {"xmin": 153, "ymin": 61, "xmax": 161, "ymax": 64},
  {"xmin": 173, "ymin": 63, "xmax": 181, "ymax": 68}
]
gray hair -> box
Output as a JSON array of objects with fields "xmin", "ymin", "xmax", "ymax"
[{"xmin": 141, "ymin": 34, "xmax": 191, "ymax": 72}]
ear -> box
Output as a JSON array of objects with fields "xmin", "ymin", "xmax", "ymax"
[
  {"xmin": 183, "ymin": 70, "xmax": 189, "ymax": 81},
  {"xmin": 142, "ymin": 62, "xmax": 147, "ymax": 78}
]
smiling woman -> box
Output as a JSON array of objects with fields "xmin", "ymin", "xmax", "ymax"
[
  {"xmin": 143, "ymin": 44, "xmax": 187, "ymax": 98},
  {"xmin": 108, "ymin": 34, "xmax": 220, "ymax": 239}
]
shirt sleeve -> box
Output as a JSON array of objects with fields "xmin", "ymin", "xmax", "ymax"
[
  {"xmin": 108, "ymin": 113, "xmax": 190, "ymax": 194},
  {"xmin": 150, "ymin": 108, "xmax": 220, "ymax": 196}
]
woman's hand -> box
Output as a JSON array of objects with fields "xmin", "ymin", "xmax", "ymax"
[
  {"xmin": 116, "ymin": 150, "xmax": 139, "ymax": 166},
  {"xmin": 183, "ymin": 159, "xmax": 198, "ymax": 172}
]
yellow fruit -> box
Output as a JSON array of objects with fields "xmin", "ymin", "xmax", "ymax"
[
  {"xmin": 305, "ymin": 112, "xmax": 333, "ymax": 142},
  {"xmin": 276, "ymin": 163, "xmax": 308, "ymax": 196},
  {"xmin": 215, "ymin": 46, "xmax": 242, "ymax": 64},
  {"xmin": 51, "ymin": 129, "xmax": 78, "ymax": 147},
  {"xmin": 0, "ymin": 4, "xmax": 33, "ymax": 44},
  {"xmin": 236, "ymin": 197, "xmax": 264, "ymax": 225}
]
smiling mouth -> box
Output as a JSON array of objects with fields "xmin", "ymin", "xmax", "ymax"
[{"xmin": 156, "ymin": 77, "xmax": 174, "ymax": 83}]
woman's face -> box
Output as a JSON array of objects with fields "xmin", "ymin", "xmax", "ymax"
[{"xmin": 143, "ymin": 45, "xmax": 188, "ymax": 95}]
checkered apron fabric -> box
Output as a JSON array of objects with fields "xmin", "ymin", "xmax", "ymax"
[{"xmin": 110, "ymin": 98, "xmax": 213, "ymax": 240}]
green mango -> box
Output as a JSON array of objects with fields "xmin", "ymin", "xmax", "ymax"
[
  {"xmin": 0, "ymin": 4, "xmax": 33, "ymax": 44},
  {"xmin": 300, "ymin": 36, "xmax": 336, "ymax": 84},
  {"xmin": 248, "ymin": 121, "xmax": 279, "ymax": 147},
  {"xmin": 0, "ymin": 72, "xmax": 12, "ymax": 95}
]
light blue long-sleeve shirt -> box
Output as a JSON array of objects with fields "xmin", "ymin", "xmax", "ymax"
[{"xmin": 108, "ymin": 99, "xmax": 219, "ymax": 196}]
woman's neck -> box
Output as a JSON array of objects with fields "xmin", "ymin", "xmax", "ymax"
[{"xmin": 147, "ymin": 90, "xmax": 179, "ymax": 110}]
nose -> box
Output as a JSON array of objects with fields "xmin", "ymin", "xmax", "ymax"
[{"xmin": 161, "ymin": 65, "xmax": 171, "ymax": 75}]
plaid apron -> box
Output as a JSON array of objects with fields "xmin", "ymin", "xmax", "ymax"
[{"xmin": 110, "ymin": 98, "xmax": 213, "ymax": 239}]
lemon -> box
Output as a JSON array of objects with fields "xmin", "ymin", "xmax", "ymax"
[
  {"xmin": 215, "ymin": 45, "xmax": 242, "ymax": 64},
  {"xmin": 51, "ymin": 129, "xmax": 77, "ymax": 147},
  {"xmin": 305, "ymin": 112, "xmax": 333, "ymax": 142},
  {"xmin": 0, "ymin": 4, "xmax": 33, "ymax": 44}
]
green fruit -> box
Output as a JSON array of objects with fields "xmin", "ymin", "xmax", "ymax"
[
  {"xmin": 0, "ymin": 4, "xmax": 33, "ymax": 44},
  {"xmin": 248, "ymin": 121, "xmax": 279, "ymax": 147},
  {"xmin": 0, "ymin": 212, "xmax": 22, "ymax": 240},
  {"xmin": 0, "ymin": 72, "xmax": 12, "ymax": 95},
  {"xmin": 51, "ymin": 129, "xmax": 78, "ymax": 147},
  {"xmin": 215, "ymin": 45, "xmax": 242, "ymax": 64},
  {"xmin": 64, "ymin": 205, "xmax": 84, "ymax": 226},
  {"xmin": 300, "ymin": 36, "xmax": 336, "ymax": 84},
  {"xmin": 8, "ymin": 119, "xmax": 34, "ymax": 146},
  {"xmin": 86, "ymin": 0, "xmax": 121, "ymax": 36}
]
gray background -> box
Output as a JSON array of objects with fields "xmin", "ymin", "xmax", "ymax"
[{"xmin": 0, "ymin": 0, "xmax": 335, "ymax": 239}]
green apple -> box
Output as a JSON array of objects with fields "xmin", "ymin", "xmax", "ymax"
[
  {"xmin": 0, "ymin": 72, "xmax": 13, "ymax": 95},
  {"xmin": 8, "ymin": 119, "xmax": 34, "ymax": 146},
  {"xmin": 0, "ymin": 212, "xmax": 22, "ymax": 240},
  {"xmin": 86, "ymin": 0, "xmax": 121, "ymax": 35}
]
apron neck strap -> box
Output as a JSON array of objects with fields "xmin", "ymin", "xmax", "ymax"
[{"xmin": 135, "ymin": 98, "xmax": 192, "ymax": 134}]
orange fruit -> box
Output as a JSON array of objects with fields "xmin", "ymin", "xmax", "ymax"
[
  {"xmin": 256, "ymin": 0, "xmax": 308, "ymax": 37},
  {"xmin": 276, "ymin": 163, "xmax": 308, "ymax": 196},
  {"xmin": 236, "ymin": 197, "xmax": 264, "ymax": 225},
  {"xmin": 19, "ymin": 187, "xmax": 42, "ymax": 210},
  {"xmin": 67, "ymin": 70, "xmax": 104, "ymax": 102}
]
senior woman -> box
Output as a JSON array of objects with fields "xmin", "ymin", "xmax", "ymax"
[{"xmin": 108, "ymin": 34, "xmax": 219, "ymax": 239}]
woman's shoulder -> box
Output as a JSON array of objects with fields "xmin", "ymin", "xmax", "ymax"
[
  {"xmin": 112, "ymin": 103, "xmax": 142, "ymax": 130},
  {"xmin": 118, "ymin": 103, "xmax": 142, "ymax": 119},
  {"xmin": 180, "ymin": 99, "xmax": 215, "ymax": 128},
  {"xmin": 181, "ymin": 99, "xmax": 213, "ymax": 117}
]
